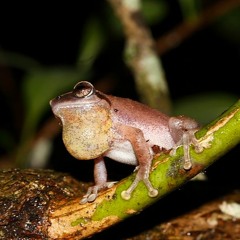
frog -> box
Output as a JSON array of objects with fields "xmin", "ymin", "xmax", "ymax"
[{"xmin": 50, "ymin": 81, "xmax": 201, "ymax": 204}]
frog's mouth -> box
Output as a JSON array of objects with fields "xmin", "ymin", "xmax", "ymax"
[{"xmin": 49, "ymin": 93, "xmax": 103, "ymax": 115}]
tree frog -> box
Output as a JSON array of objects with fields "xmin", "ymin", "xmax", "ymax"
[{"xmin": 50, "ymin": 81, "xmax": 200, "ymax": 204}]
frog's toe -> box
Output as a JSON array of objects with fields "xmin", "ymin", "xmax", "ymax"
[
  {"xmin": 143, "ymin": 178, "xmax": 158, "ymax": 198},
  {"xmin": 80, "ymin": 182, "xmax": 117, "ymax": 204},
  {"xmin": 183, "ymin": 161, "xmax": 192, "ymax": 170},
  {"xmin": 106, "ymin": 181, "xmax": 117, "ymax": 188},
  {"xmin": 80, "ymin": 196, "xmax": 89, "ymax": 204},
  {"xmin": 80, "ymin": 186, "xmax": 98, "ymax": 204},
  {"xmin": 80, "ymin": 193, "xmax": 98, "ymax": 204},
  {"xmin": 148, "ymin": 188, "xmax": 158, "ymax": 197},
  {"xmin": 87, "ymin": 193, "xmax": 98, "ymax": 202},
  {"xmin": 121, "ymin": 190, "xmax": 131, "ymax": 200}
]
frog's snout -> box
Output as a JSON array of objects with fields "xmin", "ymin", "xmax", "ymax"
[{"xmin": 49, "ymin": 98, "xmax": 59, "ymax": 116}]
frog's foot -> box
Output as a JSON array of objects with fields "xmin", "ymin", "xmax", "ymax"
[
  {"xmin": 170, "ymin": 145, "xmax": 192, "ymax": 170},
  {"xmin": 121, "ymin": 176, "xmax": 158, "ymax": 200},
  {"xmin": 193, "ymin": 134, "xmax": 214, "ymax": 153},
  {"xmin": 170, "ymin": 129, "xmax": 201, "ymax": 170},
  {"xmin": 183, "ymin": 157, "xmax": 192, "ymax": 170},
  {"xmin": 80, "ymin": 181, "xmax": 116, "ymax": 204}
]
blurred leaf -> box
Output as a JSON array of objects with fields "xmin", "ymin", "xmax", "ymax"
[
  {"xmin": 0, "ymin": 129, "xmax": 15, "ymax": 153},
  {"xmin": 77, "ymin": 17, "xmax": 106, "ymax": 67},
  {"xmin": 104, "ymin": 3, "xmax": 124, "ymax": 37},
  {"xmin": 21, "ymin": 67, "xmax": 87, "ymax": 140},
  {"xmin": 178, "ymin": 0, "xmax": 201, "ymax": 21},
  {"xmin": 214, "ymin": 7, "xmax": 240, "ymax": 44},
  {"xmin": 142, "ymin": 0, "xmax": 168, "ymax": 25},
  {"xmin": 0, "ymin": 50, "xmax": 40, "ymax": 71},
  {"xmin": 172, "ymin": 92, "xmax": 238, "ymax": 124}
]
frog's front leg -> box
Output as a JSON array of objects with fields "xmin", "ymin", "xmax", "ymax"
[
  {"xmin": 117, "ymin": 125, "xmax": 158, "ymax": 200},
  {"xmin": 80, "ymin": 157, "xmax": 115, "ymax": 204},
  {"xmin": 169, "ymin": 116, "xmax": 200, "ymax": 170}
]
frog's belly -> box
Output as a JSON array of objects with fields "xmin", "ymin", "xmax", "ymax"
[{"xmin": 105, "ymin": 140, "xmax": 153, "ymax": 166}]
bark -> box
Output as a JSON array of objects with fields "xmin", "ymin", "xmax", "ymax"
[
  {"xmin": 127, "ymin": 191, "xmax": 240, "ymax": 240},
  {"xmin": 108, "ymin": 0, "xmax": 171, "ymax": 113}
]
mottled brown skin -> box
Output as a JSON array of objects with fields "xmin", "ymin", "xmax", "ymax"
[{"xmin": 50, "ymin": 81, "xmax": 200, "ymax": 203}]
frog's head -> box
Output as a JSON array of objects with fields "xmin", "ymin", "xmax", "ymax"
[
  {"xmin": 50, "ymin": 81, "xmax": 110, "ymax": 118},
  {"xmin": 50, "ymin": 81, "xmax": 113, "ymax": 160}
]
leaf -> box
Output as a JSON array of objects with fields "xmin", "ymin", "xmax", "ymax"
[
  {"xmin": 76, "ymin": 17, "xmax": 106, "ymax": 67},
  {"xmin": 142, "ymin": 0, "xmax": 168, "ymax": 25},
  {"xmin": 178, "ymin": 0, "xmax": 201, "ymax": 21},
  {"xmin": 0, "ymin": 50, "xmax": 40, "ymax": 71},
  {"xmin": 214, "ymin": 7, "xmax": 240, "ymax": 44},
  {"xmin": 0, "ymin": 129, "xmax": 15, "ymax": 152}
]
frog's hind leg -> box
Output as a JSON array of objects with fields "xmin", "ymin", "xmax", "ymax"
[
  {"xmin": 169, "ymin": 116, "xmax": 200, "ymax": 170},
  {"xmin": 117, "ymin": 125, "xmax": 158, "ymax": 200}
]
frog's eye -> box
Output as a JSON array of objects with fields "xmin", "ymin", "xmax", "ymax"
[{"xmin": 73, "ymin": 81, "xmax": 95, "ymax": 98}]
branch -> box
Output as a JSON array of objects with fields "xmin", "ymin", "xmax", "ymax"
[
  {"xmin": 156, "ymin": 0, "xmax": 240, "ymax": 55},
  {"xmin": 48, "ymin": 99, "xmax": 240, "ymax": 239},
  {"xmin": 107, "ymin": 0, "xmax": 171, "ymax": 113}
]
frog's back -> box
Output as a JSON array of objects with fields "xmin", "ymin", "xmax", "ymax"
[{"xmin": 105, "ymin": 94, "xmax": 174, "ymax": 149}]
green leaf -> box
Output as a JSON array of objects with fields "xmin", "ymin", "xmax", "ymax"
[
  {"xmin": 0, "ymin": 129, "xmax": 16, "ymax": 152},
  {"xmin": 0, "ymin": 50, "xmax": 40, "ymax": 71},
  {"xmin": 214, "ymin": 7, "xmax": 240, "ymax": 44},
  {"xmin": 178, "ymin": 0, "xmax": 201, "ymax": 21},
  {"xmin": 142, "ymin": 0, "xmax": 168, "ymax": 25},
  {"xmin": 77, "ymin": 17, "xmax": 106, "ymax": 67}
]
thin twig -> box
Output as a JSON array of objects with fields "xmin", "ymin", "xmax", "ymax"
[
  {"xmin": 156, "ymin": 0, "xmax": 240, "ymax": 55},
  {"xmin": 108, "ymin": 0, "xmax": 171, "ymax": 113}
]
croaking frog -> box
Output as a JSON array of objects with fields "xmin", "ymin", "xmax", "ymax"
[{"xmin": 50, "ymin": 81, "xmax": 200, "ymax": 204}]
